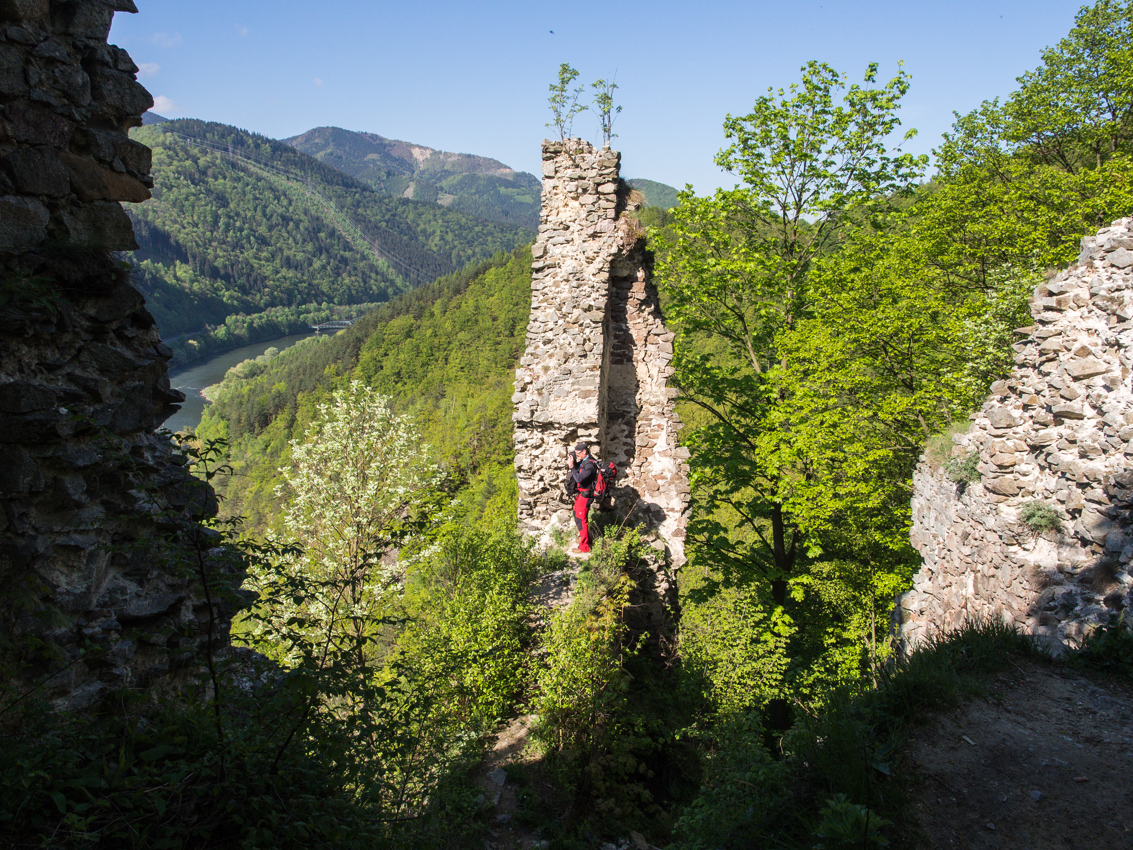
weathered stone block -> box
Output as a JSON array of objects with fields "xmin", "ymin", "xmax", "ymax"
[
  {"xmin": 3, "ymin": 100, "xmax": 74, "ymax": 146},
  {"xmin": 1052, "ymin": 402, "xmax": 1086, "ymax": 419},
  {"xmin": 987, "ymin": 407, "xmax": 1017, "ymax": 428},
  {"xmin": 0, "ymin": 446, "xmax": 44, "ymax": 492},
  {"xmin": 0, "ymin": 193, "xmax": 48, "ymax": 249},
  {"xmin": 59, "ymin": 1, "xmax": 115, "ymax": 38},
  {"xmin": 61, "ymin": 200, "xmax": 138, "ymax": 249},
  {"xmin": 87, "ymin": 63, "xmax": 152, "ymax": 119},
  {"xmin": 2, "ymin": 146, "xmax": 69, "ymax": 196},
  {"xmin": 62, "ymin": 151, "xmax": 150, "ymax": 202},
  {"xmin": 0, "ymin": 41, "xmax": 27, "ymax": 96},
  {"xmin": 1108, "ymin": 248, "xmax": 1133, "ymax": 269},
  {"xmin": 0, "ymin": 0, "xmax": 48, "ymax": 21},
  {"xmin": 1065, "ymin": 357, "xmax": 1109, "ymax": 379}
]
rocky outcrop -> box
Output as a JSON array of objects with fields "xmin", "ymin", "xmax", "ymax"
[
  {"xmin": 901, "ymin": 218, "xmax": 1133, "ymax": 650},
  {"xmin": 0, "ymin": 0, "xmax": 239, "ymax": 711},
  {"xmin": 513, "ymin": 139, "xmax": 690, "ymax": 565}
]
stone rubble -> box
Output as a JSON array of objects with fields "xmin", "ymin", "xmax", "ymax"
[
  {"xmin": 513, "ymin": 139, "xmax": 690, "ymax": 566},
  {"xmin": 901, "ymin": 218, "xmax": 1133, "ymax": 651}
]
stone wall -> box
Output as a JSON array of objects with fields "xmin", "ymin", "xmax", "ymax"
[
  {"xmin": 513, "ymin": 139, "xmax": 690, "ymax": 565},
  {"xmin": 900, "ymin": 218, "xmax": 1133, "ymax": 650},
  {"xmin": 0, "ymin": 0, "xmax": 238, "ymax": 710}
]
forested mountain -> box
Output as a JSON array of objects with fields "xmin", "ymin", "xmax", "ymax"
[
  {"xmin": 126, "ymin": 119, "xmax": 533, "ymax": 363},
  {"xmin": 197, "ymin": 247, "xmax": 532, "ymax": 531},
  {"xmin": 285, "ymin": 126, "xmax": 543, "ymax": 228}
]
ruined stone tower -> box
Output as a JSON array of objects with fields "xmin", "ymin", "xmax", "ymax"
[{"xmin": 513, "ymin": 139, "xmax": 690, "ymax": 563}]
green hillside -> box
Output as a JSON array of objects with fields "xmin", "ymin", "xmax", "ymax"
[
  {"xmin": 197, "ymin": 247, "xmax": 532, "ymax": 531},
  {"xmin": 127, "ymin": 120, "xmax": 533, "ymax": 363},
  {"xmin": 627, "ymin": 177, "xmax": 680, "ymax": 209},
  {"xmin": 285, "ymin": 126, "xmax": 542, "ymax": 228}
]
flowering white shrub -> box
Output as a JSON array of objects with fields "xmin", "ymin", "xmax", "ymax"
[{"xmin": 244, "ymin": 381, "xmax": 440, "ymax": 665}]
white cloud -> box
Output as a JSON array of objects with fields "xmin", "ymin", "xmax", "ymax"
[
  {"xmin": 235, "ymin": 23, "xmax": 249, "ymax": 37},
  {"xmin": 151, "ymin": 32, "xmax": 181, "ymax": 48},
  {"xmin": 137, "ymin": 62, "xmax": 160, "ymax": 78},
  {"xmin": 152, "ymin": 94, "xmax": 178, "ymax": 114},
  {"xmin": 313, "ymin": 77, "xmax": 324, "ymax": 87}
]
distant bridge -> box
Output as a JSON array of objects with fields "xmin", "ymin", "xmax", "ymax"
[{"xmin": 309, "ymin": 320, "xmax": 356, "ymax": 333}]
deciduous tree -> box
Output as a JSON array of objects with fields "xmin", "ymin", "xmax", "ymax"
[{"xmin": 656, "ymin": 61, "xmax": 924, "ymax": 607}]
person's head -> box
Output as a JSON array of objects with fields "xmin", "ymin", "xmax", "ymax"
[{"xmin": 573, "ymin": 441, "xmax": 589, "ymax": 458}]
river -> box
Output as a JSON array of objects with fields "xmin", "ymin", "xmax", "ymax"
[{"xmin": 163, "ymin": 332, "xmax": 317, "ymax": 433}]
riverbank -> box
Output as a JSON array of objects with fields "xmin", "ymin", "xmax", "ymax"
[{"xmin": 164, "ymin": 332, "xmax": 319, "ymax": 433}]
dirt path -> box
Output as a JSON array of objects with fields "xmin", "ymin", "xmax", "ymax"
[{"xmin": 906, "ymin": 661, "xmax": 1133, "ymax": 849}]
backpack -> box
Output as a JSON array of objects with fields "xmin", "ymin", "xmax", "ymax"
[{"xmin": 593, "ymin": 461, "xmax": 618, "ymax": 496}]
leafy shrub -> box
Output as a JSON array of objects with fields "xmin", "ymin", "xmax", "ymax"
[
  {"xmin": 1018, "ymin": 500, "xmax": 1060, "ymax": 534},
  {"xmin": 678, "ymin": 581, "xmax": 790, "ymax": 716},
  {"xmin": 1076, "ymin": 614, "xmax": 1133, "ymax": 678},
  {"xmin": 672, "ymin": 620, "xmax": 1044, "ymax": 850},
  {"xmin": 534, "ymin": 574, "xmax": 633, "ymax": 760},
  {"xmin": 0, "ymin": 685, "xmax": 392, "ymax": 850},
  {"xmin": 944, "ymin": 451, "xmax": 981, "ymax": 483},
  {"xmin": 813, "ymin": 794, "xmax": 891, "ymax": 849},
  {"xmin": 672, "ymin": 713, "xmax": 789, "ymax": 849},
  {"xmin": 532, "ymin": 530, "xmax": 663, "ymax": 827}
]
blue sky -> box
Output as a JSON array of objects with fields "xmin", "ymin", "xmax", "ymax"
[{"xmin": 111, "ymin": 0, "xmax": 1088, "ymax": 194}]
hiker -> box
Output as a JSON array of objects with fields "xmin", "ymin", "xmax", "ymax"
[{"xmin": 567, "ymin": 441, "xmax": 597, "ymax": 554}]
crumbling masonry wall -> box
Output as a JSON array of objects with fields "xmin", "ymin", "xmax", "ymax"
[
  {"xmin": 901, "ymin": 218, "xmax": 1133, "ymax": 650},
  {"xmin": 0, "ymin": 0, "xmax": 238, "ymax": 711},
  {"xmin": 513, "ymin": 139, "xmax": 690, "ymax": 564}
]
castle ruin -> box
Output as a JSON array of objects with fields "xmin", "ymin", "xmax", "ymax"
[{"xmin": 512, "ymin": 139, "xmax": 690, "ymax": 565}]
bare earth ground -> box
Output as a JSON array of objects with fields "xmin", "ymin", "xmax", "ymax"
[{"xmin": 906, "ymin": 661, "xmax": 1133, "ymax": 849}]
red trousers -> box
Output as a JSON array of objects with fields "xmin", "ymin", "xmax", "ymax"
[{"xmin": 573, "ymin": 493, "xmax": 593, "ymax": 552}]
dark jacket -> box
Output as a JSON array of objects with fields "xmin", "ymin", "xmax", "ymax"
[{"xmin": 571, "ymin": 457, "xmax": 598, "ymax": 494}]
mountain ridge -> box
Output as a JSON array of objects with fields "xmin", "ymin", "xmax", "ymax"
[
  {"xmin": 127, "ymin": 119, "xmax": 533, "ymax": 364},
  {"xmin": 285, "ymin": 125, "xmax": 542, "ymax": 227}
]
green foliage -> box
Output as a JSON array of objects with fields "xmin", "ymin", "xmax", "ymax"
[
  {"xmin": 241, "ymin": 382, "xmax": 441, "ymax": 665},
  {"xmin": 923, "ymin": 423, "xmax": 971, "ymax": 467},
  {"xmin": 1076, "ymin": 614, "xmax": 1133, "ymax": 678},
  {"xmin": 672, "ymin": 620, "xmax": 1045, "ymax": 850},
  {"xmin": 944, "ymin": 451, "xmax": 981, "ymax": 483},
  {"xmin": 534, "ymin": 574, "xmax": 633, "ymax": 760},
  {"xmin": 662, "ymin": 2, "xmax": 1133, "ymax": 736},
  {"xmin": 812, "ymin": 794, "xmax": 890, "ymax": 849},
  {"xmin": 397, "ymin": 524, "xmax": 537, "ymax": 729},
  {"xmin": 656, "ymin": 58, "xmax": 926, "ymax": 581},
  {"xmin": 0, "ymin": 687, "xmax": 393, "ymax": 850},
  {"xmin": 924, "ymin": 0, "xmax": 1133, "ymax": 284},
  {"xmin": 671, "ymin": 713, "xmax": 789, "ymax": 849},
  {"xmin": 531, "ymin": 531, "xmax": 669, "ymax": 830},
  {"xmin": 657, "ymin": 60, "xmax": 927, "ymax": 724},
  {"xmin": 678, "ymin": 578, "xmax": 791, "ymax": 716},
  {"xmin": 1018, "ymin": 500, "xmax": 1061, "ymax": 534},
  {"xmin": 547, "ymin": 63, "xmax": 587, "ymax": 140}
]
